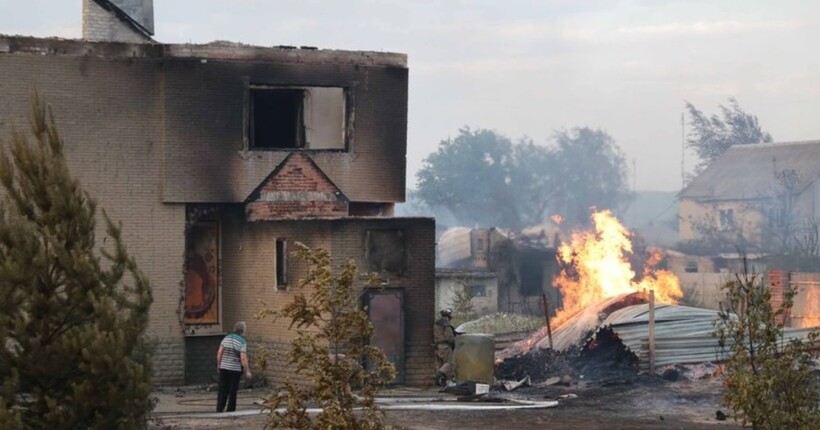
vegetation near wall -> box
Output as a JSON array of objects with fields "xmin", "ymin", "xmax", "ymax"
[
  {"xmin": 714, "ymin": 267, "xmax": 820, "ymax": 430},
  {"xmin": 0, "ymin": 95, "xmax": 153, "ymax": 429},
  {"xmin": 257, "ymin": 243, "xmax": 395, "ymax": 430}
]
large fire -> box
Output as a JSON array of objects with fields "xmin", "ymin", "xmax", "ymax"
[{"xmin": 550, "ymin": 209, "xmax": 682, "ymax": 328}]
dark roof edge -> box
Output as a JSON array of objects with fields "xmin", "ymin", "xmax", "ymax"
[
  {"xmin": 0, "ymin": 35, "xmax": 407, "ymax": 68},
  {"xmin": 730, "ymin": 139, "xmax": 820, "ymax": 149}
]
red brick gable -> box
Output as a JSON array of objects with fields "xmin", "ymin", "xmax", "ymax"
[{"xmin": 245, "ymin": 153, "xmax": 349, "ymax": 221}]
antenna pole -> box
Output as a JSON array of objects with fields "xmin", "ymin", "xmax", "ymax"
[{"xmin": 681, "ymin": 112, "xmax": 685, "ymax": 190}]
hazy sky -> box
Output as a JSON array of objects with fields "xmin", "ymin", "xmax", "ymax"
[{"xmin": 2, "ymin": 0, "xmax": 819, "ymax": 191}]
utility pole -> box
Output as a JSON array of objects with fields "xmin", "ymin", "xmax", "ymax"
[
  {"xmin": 681, "ymin": 112, "xmax": 685, "ymax": 190},
  {"xmin": 649, "ymin": 290, "xmax": 656, "ymax": 374}
]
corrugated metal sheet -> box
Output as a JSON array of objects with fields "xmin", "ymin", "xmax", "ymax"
[{"xmin": 525, "ymin": 293, "xmax": 819, "ymax": 369}]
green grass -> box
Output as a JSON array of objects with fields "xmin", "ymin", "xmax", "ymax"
[{"xmin": 454, "ymin": 313, "xmax": 545, "ymax": 335}]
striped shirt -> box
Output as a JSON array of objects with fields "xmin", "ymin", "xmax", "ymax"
[{"xmin": 219, "ymin": 333, "xmax": 247, "ymax": 372}]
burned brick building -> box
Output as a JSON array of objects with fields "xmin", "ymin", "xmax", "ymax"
[
  {"xmin": 437, "ymin": 227, "xmax": 560, "ymax": 315},
  {"xmin": 0, "ymin": 0, "xmax": 435, "ymax": 386}
]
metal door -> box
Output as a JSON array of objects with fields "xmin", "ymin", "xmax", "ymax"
[{"xmin": 365, "ymin": 289, "xmax": 405, "ymax": 384}]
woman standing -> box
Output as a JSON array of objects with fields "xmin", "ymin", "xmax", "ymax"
[{"xmin": 216, "ymin": 321, "xmax": 252, "ymax": 412}]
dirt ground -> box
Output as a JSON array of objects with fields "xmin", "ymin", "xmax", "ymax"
[{"xmin": 150, "ymin": 376, "xmax": 742, "ymax": 430}]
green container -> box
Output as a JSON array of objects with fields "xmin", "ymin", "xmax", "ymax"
[{"xmin": 454, "ymin": 333, "xmax": 495, "ymax": 385}]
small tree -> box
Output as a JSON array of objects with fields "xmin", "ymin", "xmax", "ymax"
[
  {"xmin": 450, "ymin": 281, "xmax": 476, "ymax": 317},
  {"xmin": 257, "ymin": 243, "xmax": 395, "ymax": 430},
  {"xmin": 714, "ymin": 264, "xmax": 820, "ymax": 429},
  {"xmin": 0, "ymin": 94, "xmax": 153, "ymax": 428}
]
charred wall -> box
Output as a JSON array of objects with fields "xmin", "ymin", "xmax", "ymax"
[
  {"xmin": 0, "ymin": 36, "xmax": 415, "ymax": 386},
  {"xmin": 160, "ymin": 56, "xmax": 408, "ymax": 204}
]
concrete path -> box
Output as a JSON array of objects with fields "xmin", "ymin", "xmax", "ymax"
[{"xmin": 149, "ymin": 385, "xmax": 557, "ymax": 421}]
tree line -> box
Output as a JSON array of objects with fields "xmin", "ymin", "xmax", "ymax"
[
  {"xmin": 414, "ymin": 127, "xmax": 631, "ymax": 230},
  {"xmin": 412, "ymin": 98, "xmax": 777, "ymax": 233}
]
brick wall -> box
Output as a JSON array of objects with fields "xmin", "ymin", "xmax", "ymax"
[
  {"xmin": 329, "ymin": 218, "xmax": 436, "ymax": 387},
  {"xmin": 184, "ymin": 335, "xmax": 223, "ymax": 384},
  {"xmin": 160, "ymin": 57, "xmax": 408, "ymax": 203},
  {"xmin": 769, "ymin": 271, "xmax": 820, "ymax": 328},
  {"xmin": 0, "ymin": 52, "xmax": 187, "ymax": 385},
  {"xmin": 0, "ymin": 37, "xmax": 414, "ymax": 388},
  {"xmin": 768, "ymin": 270, "xmax": 787, "ymax": 316},
  {"xmin": 212, "ymin": 214, "xmax": 435, "ymax": 387},
  {"xmin": 82, "ymin": 0, "xmax": 151, "ymax": 43},
  {"xmin": 153, "ymin": 338, "xmax": 185, "ymax": 383},
  {"xmin": 246, "ymin": 153, "xmax": 350, "ymax": 220}
]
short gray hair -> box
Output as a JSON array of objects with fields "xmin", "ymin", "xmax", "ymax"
[{"xmin": 234, "ymin": 321, "xmax": 247, "ymax": 335}]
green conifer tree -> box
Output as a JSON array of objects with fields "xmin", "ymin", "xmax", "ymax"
[{"xmin": 0, "ymin": 94, "xmax": 153, "ymax": 429}]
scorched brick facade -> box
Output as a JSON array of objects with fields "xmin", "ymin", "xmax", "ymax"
[{"xmin": 0, "ymin": 32, "xmax": 434, "ymax": 386}]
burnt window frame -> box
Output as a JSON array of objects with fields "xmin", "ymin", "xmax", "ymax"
[
  {"xmin": 364, "ymin": 229, "xmax": 407, "ymax": 277},
  {"xmin": 245, "ymin": 83, "xmax": 351, "ymax": 152}
]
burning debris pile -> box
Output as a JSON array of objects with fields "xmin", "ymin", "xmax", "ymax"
[
  {"xmin": 495, "ymin": 300, "xmax": 643, "ymax": 385},
  {"xmin": 495, "ymin": 336, "xmax": 641, "ymax": 385},
  {"xmin": 495, "ymin": 210, "xmax": 689, "ymax": 379},
  {"xmin": 498, "ymin": 211, "xmax": 683, "ymax": 359},
  {"xmin": 551, "ymin": 210, "xmax": 682, "ymax": 330}
]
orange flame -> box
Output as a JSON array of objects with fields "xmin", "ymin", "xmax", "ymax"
[{"xmin": 550, "ymin": 209, "xmax": 682, "ymax": 328}]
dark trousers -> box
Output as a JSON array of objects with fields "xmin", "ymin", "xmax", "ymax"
[{"xmin": 216, "ymin": 369, "xmax": 242, "ymax": 412}]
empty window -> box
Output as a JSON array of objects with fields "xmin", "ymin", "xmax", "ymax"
[
  {"xmin": 684, "ymin": 261, "xmax": 698, "ymax": 273},
  {"xmin": 275, "ymin": 239, "xmax": 288, "ymax": 287},
  {"xmin": 519, "ymin": 260, "xmax": 544, "ymax": 296},
  {"xmin": 365, "ymin": 230, "xmax": 406, "ymax": 276},
  {"xmin": 719, "ymin": 209, "xmax": 735, "ymax": 230},
  {"xmin": 469, "ymin": 284, "xmax": 487, "ymax": 297},
  {"xmin": 249, "ymin": 86, "xmax": 346, "ymax": 150}
]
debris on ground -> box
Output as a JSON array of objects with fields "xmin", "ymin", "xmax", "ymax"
[{"xmin": 500, "ymin": 376, "xmax": 532, "ymax": 391}]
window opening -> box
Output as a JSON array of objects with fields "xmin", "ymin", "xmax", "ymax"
[
  {"xmin": 719, "ymin": 209, "xmax": 735, "ymax": 230},
  {"xmin": 276, "ymin": 239, "xmax": 288, "ymax": 287},
  {"xmin": 249, "ymin": 86, "xmax": 346, "ymax": 150},
  {"xmin": 684, "ymin": 261, "xmax": 698, "ymax": 273},
  {"xmin": 469, "ymin": 284, "xmax": 487, "ymax": 297}
]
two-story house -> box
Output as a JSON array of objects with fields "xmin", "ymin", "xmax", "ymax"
[
  {"xmin": 0, "ymin": 0, "xmax": 435, "ymax": 386},
  {"xmin": 679, "ymin": 140, "xmax": 820, "ymax": 254}
]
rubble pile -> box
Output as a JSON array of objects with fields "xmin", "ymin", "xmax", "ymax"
[
  {"xmin": 495, "ymin": 327, "xmax": 639, "ymax": 385},
  {"xmin": 495, "ymin": 347, "xmax": 574, "ymax": 382}
]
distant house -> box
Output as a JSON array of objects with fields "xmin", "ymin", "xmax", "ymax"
[
  {"xmin": 436, "ymin": 227, "xmax": 559, "ymax": 315},
  {"xmin": 435, "ymin": 269, "xmax": 499, "ymax": 315},
  {"xmin": 678, "ymin": 141, "xmax": 820, "ymax": 252}
]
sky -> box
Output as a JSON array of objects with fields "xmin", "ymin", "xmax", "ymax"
[{"xmin": 2, "ymin": 0, "xmax": 819, "ymax": 192}]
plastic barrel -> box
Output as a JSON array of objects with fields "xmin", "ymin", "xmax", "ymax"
[{"xmin": 454, "ymin": 333, "xmax": 495, "ymax": 385}]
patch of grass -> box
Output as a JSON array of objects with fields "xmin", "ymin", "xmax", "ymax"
[{"xmin": 455, "ymin": 313, "xmax": 545, "ymax": 335}]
